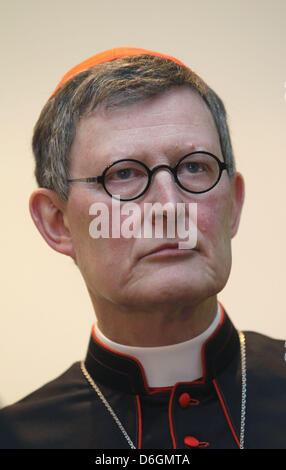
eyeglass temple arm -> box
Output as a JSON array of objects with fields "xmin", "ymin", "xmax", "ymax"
[{"xmin": 67, "ymin": 176, "xmax": 103, "ymax": 183}]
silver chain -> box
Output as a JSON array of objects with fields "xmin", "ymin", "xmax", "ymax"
[
  {"xmin": 238, "ymin": 331, "xmax": 247, "ymax": 449},
  {"xmin": 80, "ymin": 360, "xmax": 136, "ymax": 448},
  {"xmin": 81, "ymin": 331, "xmax": 247, "ymax": 449}
]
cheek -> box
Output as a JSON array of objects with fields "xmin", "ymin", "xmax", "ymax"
[
  {"xmin": 196, "ymin": 194, "xmax": 233, "ymax": 267},
  {"xmin": 67, "ymin": 195, "xmax": 134, "ymax": 274},
  {"xmin": 198, "ymin": 208, "xmax": 228, "ymax": 240},
  {"xmin": 195, "ymin": 194, "xmax": 233, "ymax": 288},
  {"xmin": 197, "ymin": 192, "xmax": 232, "ymax": 238}
]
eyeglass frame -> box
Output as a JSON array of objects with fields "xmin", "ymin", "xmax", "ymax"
[{"xmin": 67, "ymin": 151, "xmax": 228, "ymax": 201}]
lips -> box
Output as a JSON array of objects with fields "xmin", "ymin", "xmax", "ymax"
[
  {"xmin": 147, "ymin": 242, "xmax": 179, "ymax": 256},
  {"xmin": 140, "ymin": 242, "xmax": 195, "ymax": 260}
]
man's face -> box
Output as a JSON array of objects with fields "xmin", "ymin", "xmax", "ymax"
[{"xmin": 65, "ymin": 86, "xmax": 243, "ymax": 314}]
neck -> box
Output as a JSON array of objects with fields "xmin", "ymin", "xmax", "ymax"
[
  {"xmin": 93, "ymin": 303, "xmax": 222, "ymax": 386},
  {"xmin": 91, "ymin": 294, "xmax": 218, "ymax": 347}
]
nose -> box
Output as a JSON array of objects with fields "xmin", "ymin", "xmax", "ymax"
[
  {"xmin": 147, "ymin": 165, "xmax": 181, "ymax": 204},
  {"xmin": 144, "ymin": 166, "xmax": 194, "ymax": 240}
]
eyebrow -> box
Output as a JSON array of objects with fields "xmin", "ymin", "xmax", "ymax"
[{"xmin": 86, "ymin": 145, "xmax": 218, "ymax": 175}]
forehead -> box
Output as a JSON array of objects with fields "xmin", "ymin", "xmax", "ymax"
[{"xmin": 69, "ymin": 86, "xmax": 221, "ymax": 171}]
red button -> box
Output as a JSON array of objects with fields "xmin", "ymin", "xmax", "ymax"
[
  {"xmin": 184, "ymin": 436, "xmax": 200, "ymax": 448},
  {"xmin": 179, "ymin": 393, "xmax": 191, "ymax": 408},
  {"xmin": 178, "ymin": 393, "xmax": 199, "ymax": 408},
  {"xmin": 184, "ymin": 436, "xmax": 210, "ymax": 448}
]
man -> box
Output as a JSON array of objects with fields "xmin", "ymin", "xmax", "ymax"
[{"xmin": 0, "ymin": 47, "xmax": 285, "ymax": 449}]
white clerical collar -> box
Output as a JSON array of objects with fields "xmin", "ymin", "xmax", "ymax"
[{"xmin": 93, "ymin": 303, "xmax": 222, "ymax": 388}]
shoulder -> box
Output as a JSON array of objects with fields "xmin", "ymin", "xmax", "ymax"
[
  {"xmin": 0, "ymin": 362, "xmax": 91, "ymax": 449},
  {"xmin": 244, "ymin": 330, "xmax": 285, "ymax": 349},
  {"xmin": 243, "ymin": 331, "xmax": 286, "ymax": 447},
  {"xmin": 244, "ymin": 330, "xmax": 286, "ymax": 379},
  {"xmin": 2, "ymin": 362, "xmax": 85, "ymax": 410}
]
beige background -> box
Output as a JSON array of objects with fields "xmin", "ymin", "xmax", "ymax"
[{"xmin": 1, "ymin": 0, "xmax": 285, "ymax": 407}]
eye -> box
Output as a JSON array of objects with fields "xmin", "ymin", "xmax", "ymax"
[
  {"xmin": 107, "ymin": 167, "xmax": 143, "ymax": 182},
  {"xmin": 114, "ymin": 168, "xmax": 134, "ymax": 180},
  {"xmin": 105, "ymin": 161, "xmax": 148, "ymax": 184},
  {"xmin": 184, "ymin": 161, "xmax": 205, "ymax": 173}
]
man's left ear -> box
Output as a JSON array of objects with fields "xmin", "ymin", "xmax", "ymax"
[{"xmin": 230, "ymin": 172, "xmax": 245, "ymax": 238}]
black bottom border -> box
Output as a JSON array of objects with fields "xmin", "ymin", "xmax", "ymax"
[{"xmin": 0, "ymin": 448, "xmax": 280, "ymax": 466}]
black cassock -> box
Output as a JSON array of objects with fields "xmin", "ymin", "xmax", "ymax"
[{"xmin": 1, "ymin": 311, "xmax": 285, "ymax": 449}]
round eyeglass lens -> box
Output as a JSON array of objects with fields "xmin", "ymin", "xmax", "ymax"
[
  {"xmin": 104, "ymin": 160, "xmax": 149, "ymax": 199},
  {"xmin": 176, "ymin": 153, "xmax": 220, "ymax": 193}
]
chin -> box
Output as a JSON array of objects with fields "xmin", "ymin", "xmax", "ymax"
[
  {"xmin": 150, "ymin": 266, "xmax": 229, "ymax": 304},
  {"xmin": 124, "ymin": 278, "xmax": 219, "ymax": 311}
]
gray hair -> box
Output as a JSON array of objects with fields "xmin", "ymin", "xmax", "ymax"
[{"xmin": 32, "ymin": 55, "xmax": 235, "ymax": 201}]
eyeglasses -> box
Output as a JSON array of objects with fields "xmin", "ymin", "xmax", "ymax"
[{"xmin": 67, "ymin": 151, "xmax": 228, "ymax": 201}]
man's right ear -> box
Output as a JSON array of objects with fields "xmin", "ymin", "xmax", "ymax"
[{"xmin": 29, "ymin": 188, "xmax": 76, "ymax": 259}]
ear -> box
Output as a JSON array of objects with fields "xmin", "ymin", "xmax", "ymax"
[
  {"xmin": 29, "ymin": 188, "xmax": 76, "ymax": 259},
  {"xmin": 229, "ymin": 172, "xmax": 245, "ymax": 238}
]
